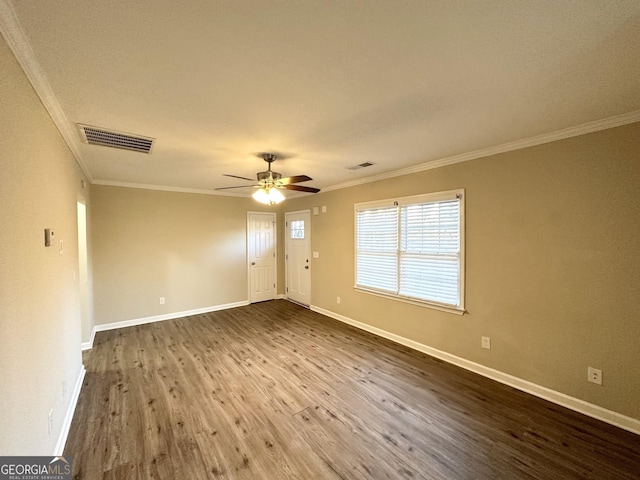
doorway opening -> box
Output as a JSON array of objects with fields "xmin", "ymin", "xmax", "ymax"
[{"xmin": 77, "ymin": 199, "xmax": 91, "ymax": 344}]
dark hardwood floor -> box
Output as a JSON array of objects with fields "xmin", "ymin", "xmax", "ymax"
[{"xmin": 65, "ymin": 300, "xmax": 640, "ymax": 479}]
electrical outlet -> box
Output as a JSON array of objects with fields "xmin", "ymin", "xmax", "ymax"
[
  {"xmin": 588, "ymin": 367, "xmax": 603, "ymax": 385},
  {"xmin": 159, "ymin": 296, "xmax": 165, "ymax": 305},
  {"xmin": 336, "ymin": 296, "xmax": 341, "ymax": 304},
  {"xmin": 48, "ymin": 409, "xmax": 53, "ymax": 435},
  {"xmin": 481, "ymin": 336, "xmax": 491, "ymax": 349}
]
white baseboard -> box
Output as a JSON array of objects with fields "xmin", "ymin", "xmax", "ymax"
[
  {"xmin": 83, "ymin": 300, "xmax": 250, "ymax": 350},
  {"xmin": 81, "ymin": 328, "xmax": 96, "ymax": 351},
  {"xmin": 311, "ymin": 305, "xmax": 640, "ymax": 436},
  {"xmin": 276, "ymin": 294, "xmax": 286, "ymax": 300},
  {"xmin": 54, "ymin": 365, "xmax": 86, "ymax": 456}
]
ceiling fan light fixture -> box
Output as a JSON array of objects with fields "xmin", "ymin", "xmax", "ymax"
[
  {"xmin": 252, "ymin": 187, "xmax": 284, "ymax": 205},
  {"xmin": 218, "ymin": 152, "xmax": 319, "ymax": 200}
]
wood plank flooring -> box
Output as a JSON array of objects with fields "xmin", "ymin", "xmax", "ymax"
[{"xmin": 65, "ymin": 300, "xmax": 640, "ymax": 479}]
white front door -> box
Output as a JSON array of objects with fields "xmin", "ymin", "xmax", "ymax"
[
  {"xmin": 285, "ymin": 210, "xmax": 311, "ymax": 306},
  {"xmin": 248, "ymin": 212, "xmax": 276, "ymax": 303}
]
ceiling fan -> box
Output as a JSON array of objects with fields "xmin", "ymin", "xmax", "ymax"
[{"xmin": 215, "ymin": 153, "xmax": 320, "ymax": 205}]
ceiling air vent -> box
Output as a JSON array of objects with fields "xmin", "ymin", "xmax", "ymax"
[
  {"xmin": 78, "ymin": 124, "xmax": 154, "ymax": 154},
  {"xmin": 346, "ymin": 161, "xmax": 375, "ymax": 171}
]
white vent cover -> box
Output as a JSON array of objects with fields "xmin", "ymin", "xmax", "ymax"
[
  {"xmin": 78, "ymin": 124, "xmax": 154, "ymax": 154},
  {"xmin": 346, "ymin": 162, "xmax": 375, "ymax": 171}
]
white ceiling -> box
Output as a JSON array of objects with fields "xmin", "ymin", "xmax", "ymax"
[{"xmin": 3, "ymin": 1, "xmax": 640, "ymax": 197}]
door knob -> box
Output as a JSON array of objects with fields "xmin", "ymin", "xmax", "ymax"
[
  {"xmin": 251, "ymin": 262, "xmax": 256, "ymax": 266},
  {"xmin": 305, "ymin": 266, "xmax": 309, "ymax": 269}
]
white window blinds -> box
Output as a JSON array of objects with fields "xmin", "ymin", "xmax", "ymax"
[
  {"xmin": 355, "ymin": 190, "xmax": 464, "ymax": 312},
  {"xmin": 356, "ymin": 206, "xmax": 398, "ymax": 293}
]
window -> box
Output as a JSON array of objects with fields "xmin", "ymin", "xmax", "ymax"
[
  {"xmin": 290, "ymin": 220, "xmax": 305, "ymax": 239},
  {"xmin": 355, "ymin": 189, "xmax": 464, "ymax": 314}
]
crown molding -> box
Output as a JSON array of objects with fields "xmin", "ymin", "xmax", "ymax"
[
  {"xmin": 92, "ymin": 179, "xmax": 311, "ymax": 199},
  {"xmin": 92, "ymin": 179, "xmax": 249, "ymax": 197},
  {"xmin": 324, "ymin": 110, "xmax": 640, "ymax": 193},
  {"xmin": 0, "ymin": 0, "xmax": 93, "ymax": 181},
  {"xmin": 80, "ymin": 109, "xmax": 640, "ymax": 197}
]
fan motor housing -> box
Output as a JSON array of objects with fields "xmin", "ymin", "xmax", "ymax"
[{"xmin": 257, "ymin": 171, "xmax": 282, "ymax": 182}]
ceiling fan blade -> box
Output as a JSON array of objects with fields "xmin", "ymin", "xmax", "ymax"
[
  {"xmin": 223, "ymin": 174, "xmax": 255, "ymax": 181},
  {"xmin": 277, "ymin": 175, "xmax": 312, "ymax": 185},
  {"xmin": 215, "ymin": 184, "xmax": 260, "ymax": 190},
  {"xmin": 284, "ymin": 184, "xmax": 321, "ymax": 193}
]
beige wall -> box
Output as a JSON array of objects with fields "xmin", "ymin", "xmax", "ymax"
[
  {"xmin": 282, "ymin": 122, "xmax": 640, "ymax": 420},
  {"xmin": 91, "ymin": 186, "xmax": 273, "ymax": 324},
  {"xmin": 0, "ymin": 35, "xmax": 88, "ymax": 454}
]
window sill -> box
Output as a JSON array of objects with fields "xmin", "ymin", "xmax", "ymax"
[{"xmin": 354, "ymin": 286, "xmax": 466, "ymax": 316}]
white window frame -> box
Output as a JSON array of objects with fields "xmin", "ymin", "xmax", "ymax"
[{"xmin": 354, "ymin": 189, "xmax": 465, "ymax": 315}]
